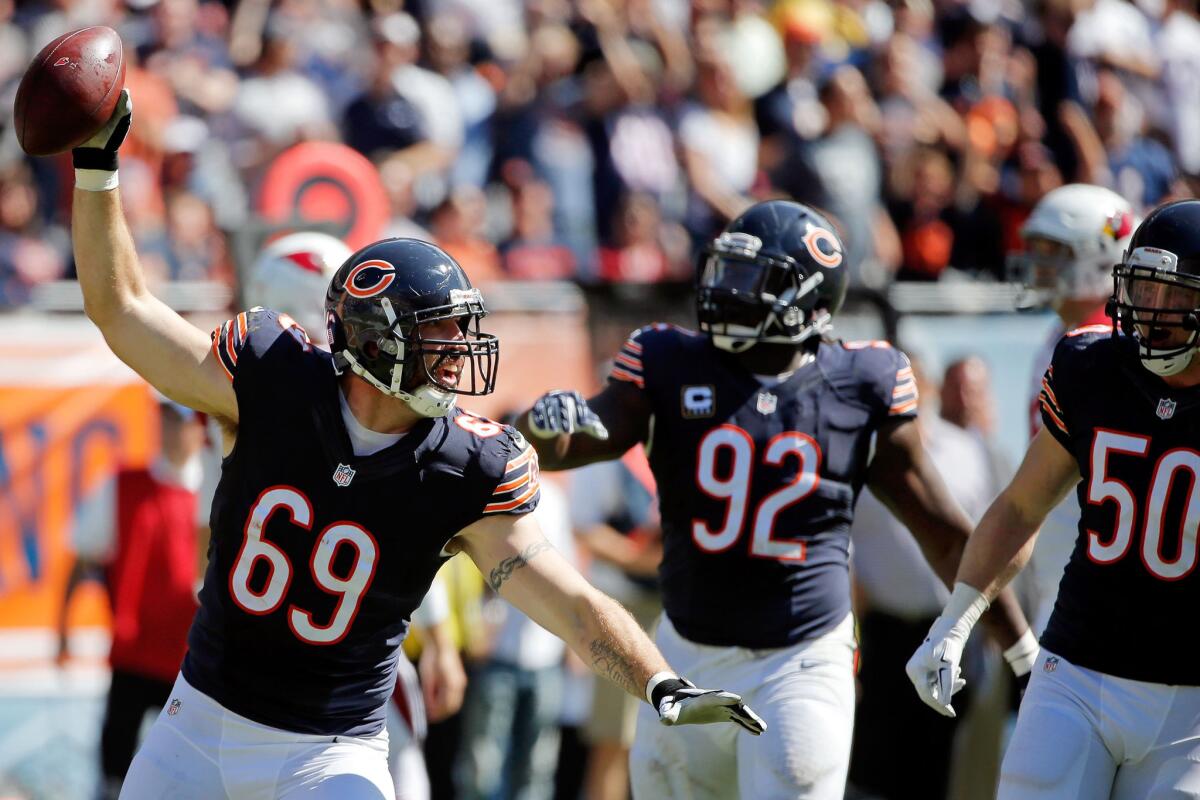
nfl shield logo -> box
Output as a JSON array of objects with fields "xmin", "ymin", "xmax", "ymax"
[
  {"xmin": 756, "ymin": 392, "xmax": 778, "ymax": 415},
  {"xmin": 1157, "ymin": 398, "xmax": 1177, "ymax": 420},
  {"xmin": 167, "ymin": 699, "xmax": 182, "ymax": 716},
  {"xmin": 332, "ymin": 463, "xmax": 356, "ymax": 487},
  {"xmin": 1044, "ymin": 656, "xmax": 1059, "ymax": 673}
]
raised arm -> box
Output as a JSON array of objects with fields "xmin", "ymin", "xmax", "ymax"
[
  {"xmin": 865, "ymin": 418, "xmax": 1031, "ymax": 652},
  {"xmin": 72, "ymin": 91, "xmax": 236, "ymax": 422},
  {"xmin": 903, "ymin": 427, "xmax": 1080, "ymax": 716},
  {"xmin": 450, "ymin": 512, "xmax": 765, "ymax": 734},
  {"xmin": 516, "ymin": 381, "xmax": 651, "ymax": 471}
]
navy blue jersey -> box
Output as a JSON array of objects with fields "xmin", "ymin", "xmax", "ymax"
[
  {"xmin": 1038, "ymin": 325, "xmax": 1200, "ymax": 685},
  {"xmin": 185, "ymin": 309, "xmax": 539, "ymax": 735},
  {"xmin": 610, "ymin": 325, "xmax": 918, "ymax": 648}
]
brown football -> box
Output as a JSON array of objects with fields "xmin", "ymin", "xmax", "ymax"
[{"xmin": 13, "ymin": 27, "xmax": 126, "ymax": 157}]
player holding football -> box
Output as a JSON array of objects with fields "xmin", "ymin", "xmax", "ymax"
[
  {"xmin": 520, "ymin": 199, "xmax": 1034, "ymax": 799},
  {"xmin": 1007, "ymin": 184, "xmax": 1135, "ymax": 634},
  {"xmin": 70, "ymin": 91, "xmax": 763, "ymax": 800},
  {"xmin": 237, "ymin": 231, "xmax": 464, "ymax": 800},
  {"xmin": 909, "ymin": 198, "xmax": 1200, "ymax": 798}
]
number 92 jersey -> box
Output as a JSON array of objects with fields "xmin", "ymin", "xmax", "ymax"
[
  {"xmin": 1038, "ymin": 326, "xmax": 1200, "ymax": 685},
  {"xmin": 611, "ymin": 325, "xmax": 918, "ymax": 649},
  {"xmin": 186, "ymin": 308, "xmax": 539, "ymax": 736}
]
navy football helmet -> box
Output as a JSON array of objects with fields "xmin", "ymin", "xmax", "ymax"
[
  {"xmin": 697, "ymin": 201, "xmax": 848, "ymax": 352},
  {"xmin": 1109, "ymin": 200, "xmax": 1200, "ymax": 377},
  {"xmin": 325, "ymin": 238, "xmax": 498, "ymax": 416}
]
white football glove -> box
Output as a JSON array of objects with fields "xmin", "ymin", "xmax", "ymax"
[
  {"xmin": 527, "ymin": 390, "xmax": 608, "ymax": 440},
  {"xmin": 649, "ymin": 675, "xmax": 766, "ymax": 735},
  {"xmin": 905, "ymin": 582, "xmax": 989, "ymax": 718}
]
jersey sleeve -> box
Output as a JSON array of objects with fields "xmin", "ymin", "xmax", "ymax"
[
  {"xmin": 481, "ymin": 428, "xmax": 541, "ymax": 517},
  {"xmin": 1038, "ymin": 361, "xmax": 1070, "ymax": 448},
  {"xmin": 607, "ymin": 328, "xmax": 646, "ymax": 390},
  {"xmin": 845, "ymin": 340, "xmax": 919, "ymax": 421},
  {"xmin": 210, "ymin": 307, "xmax": 312, "ymax": 385}
]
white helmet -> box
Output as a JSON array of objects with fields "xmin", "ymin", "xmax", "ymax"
[
  {"xmin": 1010, "ymin": 184, "xmax": 1136, "ymax": 307},
  {"xmin": 246, "ymin": 232, "xmax": 353, "ymax": 348}
]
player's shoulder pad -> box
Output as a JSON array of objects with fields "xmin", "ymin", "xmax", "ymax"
[
  {"xmin": 837, "ymin": 340, "xmax": 918, "ymax": 417},
  {"xmin": 210, "ymin": 307, "xmax": 316, "ymax": 383},
  {"xmin": 451, "ymin": 414, "xmax": 540, "ymax": 517},
  {"xmin": 1050, "ymin": 323, "xmax": 1117, "ymax": 373},
  {"xmin": 610, "ymin": 322, "xmax": 702, "ymax": 390}
]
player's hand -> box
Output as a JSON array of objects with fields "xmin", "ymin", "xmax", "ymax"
[
  {"xmin": 527, "ymin": 390, "xmax": 608, "ymax": 440},
  {"xmin": 652, "ymin": 677, "xmax": 766, "ymax": 735},
  {"xmin": 419, "ymin": 635, "xmax": 467, "ymax": 722},
  {"xmin": 906, "ymin": 630, "xmax": 967, "ymax": 717},
  {"xmin": 906, "ymin": 582, "xmax": 989, "ymax": 718},
  {"xmin": 73, "ymin": 88, "xmax": 132, "ymax": 171}
]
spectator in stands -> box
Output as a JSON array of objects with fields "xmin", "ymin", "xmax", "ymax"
[
  {"xmin": 595, "ymin": 191, "xmax": 690, "ymax": 283},
  {"xmin": 0, "ymin": 162, "xmax": 69, "ymax": 307},
  {"xmin": 430, "ymin": 186, "xmax": 504, "ymax": 284},
  {"xmin": 58, "ymin": 395, "xmax": 206, "ymax": 800},
  {"xmin": 678, "ymin": 45, "xmax": 758, "ymax": 242},
  {"xmin": 500, "ymin": 178, "xmax": 577, "ymax": 280}
]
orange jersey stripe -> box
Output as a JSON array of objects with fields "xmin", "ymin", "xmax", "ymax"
[
  {"xmin": 211, "ymin": 334, "xmax": 234, "ymax": 381},
  {"xmin": 611, "ymin": 366, "xmax": 644, "ymax": 387},
  {"xmin": 614, "ymin": 353, "xmax": 642, "ymax": 371},
  {"xmin": 1040, "ymin": 397, "xmax": 1068, "ymax": 432},
  {"xmin": 494, "ymin": 472, "xmax": 532, "ymax": 494},
  {"xmin": 889, "ymin": 398, "xmax": 919, "ymax": 415},
  {"xmin": 484, "ymin": 481, "xmax": 540, "ymax": 513},
  {"xmin": 624, "ymin": 340, "xmax": 644, "ymax": 354}
]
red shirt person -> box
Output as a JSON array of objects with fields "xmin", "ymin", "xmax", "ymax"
[{"xmin": 61, "ymin": 395, "xmax": 206, "ymax": 799}]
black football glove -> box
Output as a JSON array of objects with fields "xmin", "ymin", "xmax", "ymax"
[
  {"xmin": 72, "ymin": 88, "xmax": 132, "ymax": 172},
  {"xmin": 651, "ymin": 677, "xmax": 767, "ymax": 735},
  {"xmin": 527, "ymin": 390, "xmax": 608, "ymax": 440}
]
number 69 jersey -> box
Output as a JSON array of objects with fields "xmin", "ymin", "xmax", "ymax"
[
  {"xmin": 1038, "ymin": 327, "xmax": 1200, "ymax": 685},
  {"xmin": 611, "ymin": 325, "xmax": 918, "ymax": 649},
  {"xmin": 185, "ymin": 308, "xmax": 539, "ymax": 736}
]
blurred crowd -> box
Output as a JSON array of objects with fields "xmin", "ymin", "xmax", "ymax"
[{"xmin": 2, "ymin": 0, "xmax": 1199, "ymax": 307}]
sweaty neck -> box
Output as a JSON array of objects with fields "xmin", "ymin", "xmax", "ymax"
[{"xmin": 339, "ymin": 373, "xmax": 426, "ymax": 433}]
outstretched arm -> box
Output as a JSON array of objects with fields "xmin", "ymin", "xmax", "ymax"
[
  {"xmin": 866, "ymin": 418, "xmax": 1031, "ymax": 650},
  {"xmin": 901, "ymin": 427, "xmax": 1080, "ymax": 716},
  {"xmin": 516, "ymin": 381, "xmax": 651, "ymax": 471},
  {"xmin": 71, "ymin": 91, "xmax": 236, "ymax": 422},
  {"xmin": 451, "ymin": 512, "xmax": 765, "ymax": 734}
]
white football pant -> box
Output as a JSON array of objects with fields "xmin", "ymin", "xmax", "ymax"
[
  {"xmin": 119, "ymin": 673, "xmax": 394, "ymax": 799},
  {"xmin": 1000, "ymin": 649, "xmax": 1200, "ymax": 799},
  {"xmin": 386, "ymin": 655, "xmax": 430, "ymax": 800},
  {"xmin": 630, "ymin": 612, "xmax": 856, "ymax": 800}
]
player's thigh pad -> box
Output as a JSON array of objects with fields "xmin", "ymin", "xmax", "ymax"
[
  {"xmin": 629, "ymin": 616, "xmax": 740, "ymax": 800},
  {"xmin": 736, "ymin": 614, "xmax": 855, "ymax": 800},
  {"xmin": 1110, "ymin": 684, "xmax": 1200, "ymax": 800},
  {"xmin": 276, "ymin": 734, "xmax": 394, "ymax": 800},
  {"xmin": 998, "ymin": 652, "xmax": 1117, "ymax": 800}
]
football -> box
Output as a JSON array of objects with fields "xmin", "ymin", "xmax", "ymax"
[{"xmin": 13, "ymin": 26, "xmax": 126, "ymax": 157}]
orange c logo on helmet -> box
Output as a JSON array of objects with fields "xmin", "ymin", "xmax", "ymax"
[
  {"xmin": 802, "ymin": 227, "xmax": 843, "ymax": 268},
  {"xmin": 344, "ymin": 259, "xmax": 396, "ymax": 298}
]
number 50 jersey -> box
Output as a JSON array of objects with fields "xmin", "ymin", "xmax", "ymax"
[
  {"xmin": 1038, "ymin": 327, "xmax": 1200, "ymax": 685},
  {"xmin": 186, "ymin": 308, "xmax": 539, "ymax": 736},
  {"xmin": 611, "ymin": 325, "xmax": 918, "ymax": 649}
]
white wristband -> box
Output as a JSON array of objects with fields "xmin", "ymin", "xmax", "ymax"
[
  {"xmin": 645, "ymin": 671, "xmax": 678, "ymax": 705},
  {"xmin": 75, "ymin": 168, "xmax": 119, "ymax": 192},
  {"xmin": 1003, "ymin": 629, "xmax": 1040, "ymax": 677},
  {"xmin": 943, "ymin": 582, "xmax": 989, "ymax": 636}
]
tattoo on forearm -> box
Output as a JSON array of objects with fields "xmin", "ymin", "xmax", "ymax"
[
  {"xmin": 589, "ymin": 637, "xmax": 639, "ymax": 696},
  {"xmin": 488, "ymin": 540, "xmax": 553, "ymax": 592}
]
